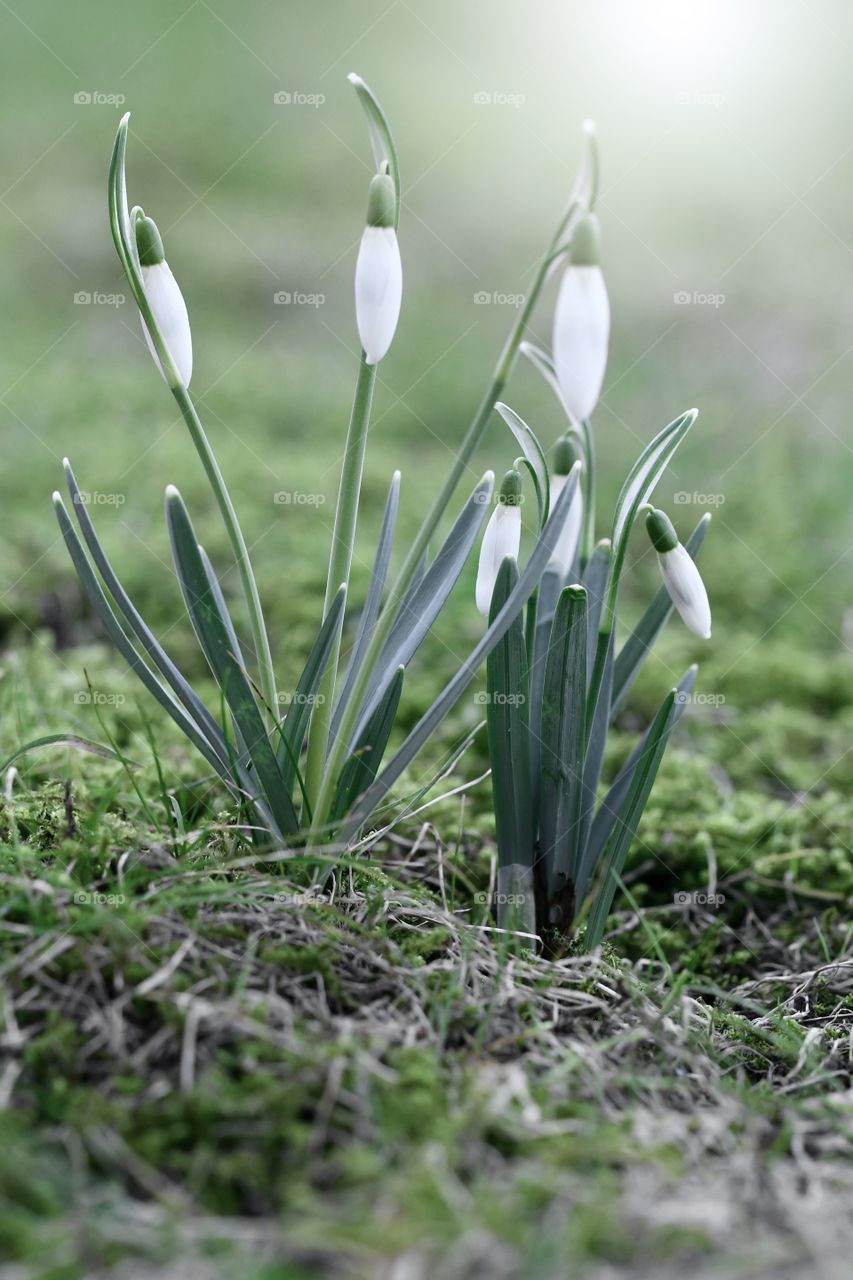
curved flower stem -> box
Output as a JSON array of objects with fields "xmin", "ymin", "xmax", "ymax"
[
  {"xmin": 170, "ymin": 384, "xmax": 278, "ymax": 721},
  {"xmin": 304, "ymin": 355, "xmax": 377, "ymax": 810},
  {"xmin": 577, "ymin": 417, "xmax": 596, "ymax": 565},
  {"xmin": 309, "ymin": 228, "xmax": 568, "ymax": 842}
]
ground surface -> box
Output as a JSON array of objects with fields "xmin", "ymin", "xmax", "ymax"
[{"xmin": 2, "ymin": 2, "xmax": 853, "ymax": 1275}]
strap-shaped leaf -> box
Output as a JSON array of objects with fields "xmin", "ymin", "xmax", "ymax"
[
  {"xmin": 527, "ymin": 565, "xmax": 562, "ymax": 800},
  {"xmin": 333, "ymin": 472, "xmax": 400, "ymax": 735},
  {"xmin": 581, "ymin": 627, "xmax": 615, "ymax": 847},
  {"xmin": 165, "ymin": 487, "xmax": 298, "ymax": 837},
  {"xmin": 581, "ymin": 666, "xmax": 696, "ymax": 900},
  {"xmin": 582, "ymin": 541, "xmax": 611, "ymax": 681},
  {"xmin": 538, "ymin": 585, "xmax": 588, "ymax": 916},
  {"xmin": 584, "ymin": 686, "xmax": 680, "ymax": 949},
  {"xmin": 333, "ymin": 664, "xmax": 404, "ymax": 821},
  {"xmin": 611, "ymin": 516, "xmax": 710, "ymax": 716},
  {"xmin": 278, "ymin": 585, "xmax": 347, "ymax": 787},
  {"xmin": 53, "ymin": 494, "xmax": 235, "ymax": 789},
  {"xmin": 351, "ymin": 472, "xmax": 494, "ymax": 743},
  {"xmin": 495, "ymin": 402, "xmax": 549, "ymax": 529},
  {"xmin": 338, "ymin": 464, "xmax": 581, "ymax": 842},
  {"xmin": 348, "ymin": 73, "xmax": 401, "ymax": 229},
  {"xmin": 486, "ymin": 557, "xmax": 534, "ymax": 885},
  {"xmin": 63, "ymin": 459, "xmax": 232, "ymax": 770},
  {"xmin": 605, "ymin": 408, "xmax": 698, "ymax": 625}
]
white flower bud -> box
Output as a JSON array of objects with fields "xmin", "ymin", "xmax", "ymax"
[
  {"xmin": 476, "ymin": 472, "xmax": 522, "ymax": 618},
  {"xmin": 355, "ymin": 172, "xmax": 401, "ymax": 365},
  {"xmin": 552, "ymin": 214, "xmax": 609, "ymax": 422}
]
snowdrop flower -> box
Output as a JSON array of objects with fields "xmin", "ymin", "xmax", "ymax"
[
  {"xmin": 476, "ymin": 469, "xmax": 522, "ymax": 618},
  {"xmin": 646, "ymin": 508, "xmax": 712, "ymax": 639},
  {"xmin": 355, "ymin": 168, "xmax": 402, "ymax": 365},
  {"xmin": 548, "ymin": 436, "xmax": 583, "ymax": 578},
  {"xmin": 552, "ymin": 212, "xmax": 609, "ymax": 422},
  {"xmin": 134, "ymin": 214, "xmax": 193, "ymax": 387}
]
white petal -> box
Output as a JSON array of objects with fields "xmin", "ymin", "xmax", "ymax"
[
  {"xmin": 475, "ymin": 503, "xmax": 521, "ymax": 618},
  {"xmin": 552, "ymin": 264, "xmax": 609, "ymax": 422},
  {"xmin": 547, "ymin": 473, "xmax": 584, "ymax": 578},
  {"xmin": 355, "ymin": 226, "xmax": 402, "ymax": 364},
  {"xmin": 140, "ymin": 261, "xmax": 193, "ymax": 386},
  {"xmin": 659, "ymin": 543, "xmax": 712, "ymax": 639}
]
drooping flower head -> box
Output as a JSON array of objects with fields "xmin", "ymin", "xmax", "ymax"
[
  {"xmin": 134, "ymin": 213, "xmax": 193, "ymax": 388},
  {"xmin": 548, "ymin": 435, "xmax": 584, "ymax": 579},
  {"xmin": 475, "ymin": 468, "xmax": 523, "ymax": 618},
  {"xmin": 646, "ymin": 507, "xmax": 712, "ymax": 639},
  {"xmin": 355, "ymin": 167, "xmax": 402, "ymax": 365},
  {"xmin": 552, "ymin": 212, "xmax": 609, "ymax": 423}
]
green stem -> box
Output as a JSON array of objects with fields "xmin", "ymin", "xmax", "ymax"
[
  {"xmin": 577, "ymin": 417, "xmax": 596, "ymax": 565},
  {"xmin": 309, "ymin": 230, "xmax": 566, "ymax": 841},
  {"xmin": 304, "ymin": 356, "xmax": 377, "ymax": 809},
  {"xmin": 170, "ymin": 384, "xmax": 278, "ymax": 720}
]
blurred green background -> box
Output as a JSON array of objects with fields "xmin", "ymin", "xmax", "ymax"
[{"xmin": 1, "ymin": 0, "xmax": 851, "ymax": 767}]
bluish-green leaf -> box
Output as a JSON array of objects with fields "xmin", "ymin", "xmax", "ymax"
[
  {"xmin": 584, "ymin": 687, "xmax": 680, "ymax": 949},
  {"xmin": 165, "ymin": 487, "xmax": 298, "ymax": 837},
  {"xmin": 495, "ymin": 402, "xmax": 549, "ymax": 529},
  {"xmin": 538, "ymin": 584, "xmax": 588, "ymax": 927},
  {"xmin": 278, "ymin": 586, "xmax": 347, "ymax": 789},
  {"xmin": 333, "ymin": 664, "xmax": 404, "ymax": 821}
]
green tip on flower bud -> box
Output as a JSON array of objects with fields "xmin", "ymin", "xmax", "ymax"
[
  {"xmin": 498, "ymin": 468, "xmax": 523, "ymax": 505},
  {"xmin": 135, "ymin": 214, "xmax": 165, "ymax": 267},
  {"xmin": 646, "ymin": 508, "xmax": 679, "ymax": 553},
  {"xmin": 570, "ymin": 213, "xmax": 601, "ymax": 266},
  {"xmin": 365, "ymin": 171, "xmax": 396, "ymax": 228},
  {"xmin": 552, "ymin": 434, "xmax": 579, "ymax": 476}
]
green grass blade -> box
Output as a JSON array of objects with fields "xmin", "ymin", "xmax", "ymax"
[
  {"xmin": 538, "ymin": 585, "xmax": 588, "ymax": 928},
  {"xmin": 165, "ymin": 487, "xmax": 299, "ymax": 837},
  {"xmin": 0, "ymin": 734, "xmax": 133, "ymax": 773}
]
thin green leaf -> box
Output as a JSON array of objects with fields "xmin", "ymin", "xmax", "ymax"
[
  {"xmin": 338, "ymin": 464, "xmax": 581, "ymax": 842},
  {"xmin": 352, "ymin": 471, "xmax": 494, "ymax": 743},
  {"xmin": 64, "ymin": 458, "xmax": 231, "ymax": 768},
  {"xmin": 348, "ymin": 72, "xmax": 401, "ymax": 228},
  {"xmin": 333, "ymin": 665, "xmax": 404, "ymax": 821},
  {"xmin": 582, "ymin": 541, "xmax": 611, "ymax": 680},
  {"xmin": 278, "ymin": 585, "xmax": 347, "ymax": 783},
  {"xmin": 581, "ymin": 666, "xmax": 697, "ymax": 901},
  {"xmin": 527, "ymin": 565, "xmax": 563, "ymax": 800},
  {"xmin": 538, "ymin": 585, "xmax": 588, "ymax": 926},
  {"xmin": 495, "ymin": 402, "xmax": 549, "ymax": 529},
  {"xmin": 611, "ymin": 515, "xmax": 710, "ymax": 716},
  {"xmin": 486, "ymin": 557, "xmax": 534, "ymax": 889},
  {"xmin": 53, "ymin": 494, "xmax": 235, "ymax": 789},
  {"xmin": 584, "ymin": 687, "xmax": 680, "ymax": 949},
  {"xmin": 165, "ymin": 487, "xmax": 299, "ymax": 837},
  {"xmin": 333, "ymin": 471, "xmax": 400, "ymax": 734},
  {"xmin": 0, "ymin": 734, "xmax": 133, "ymax": 773}
]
